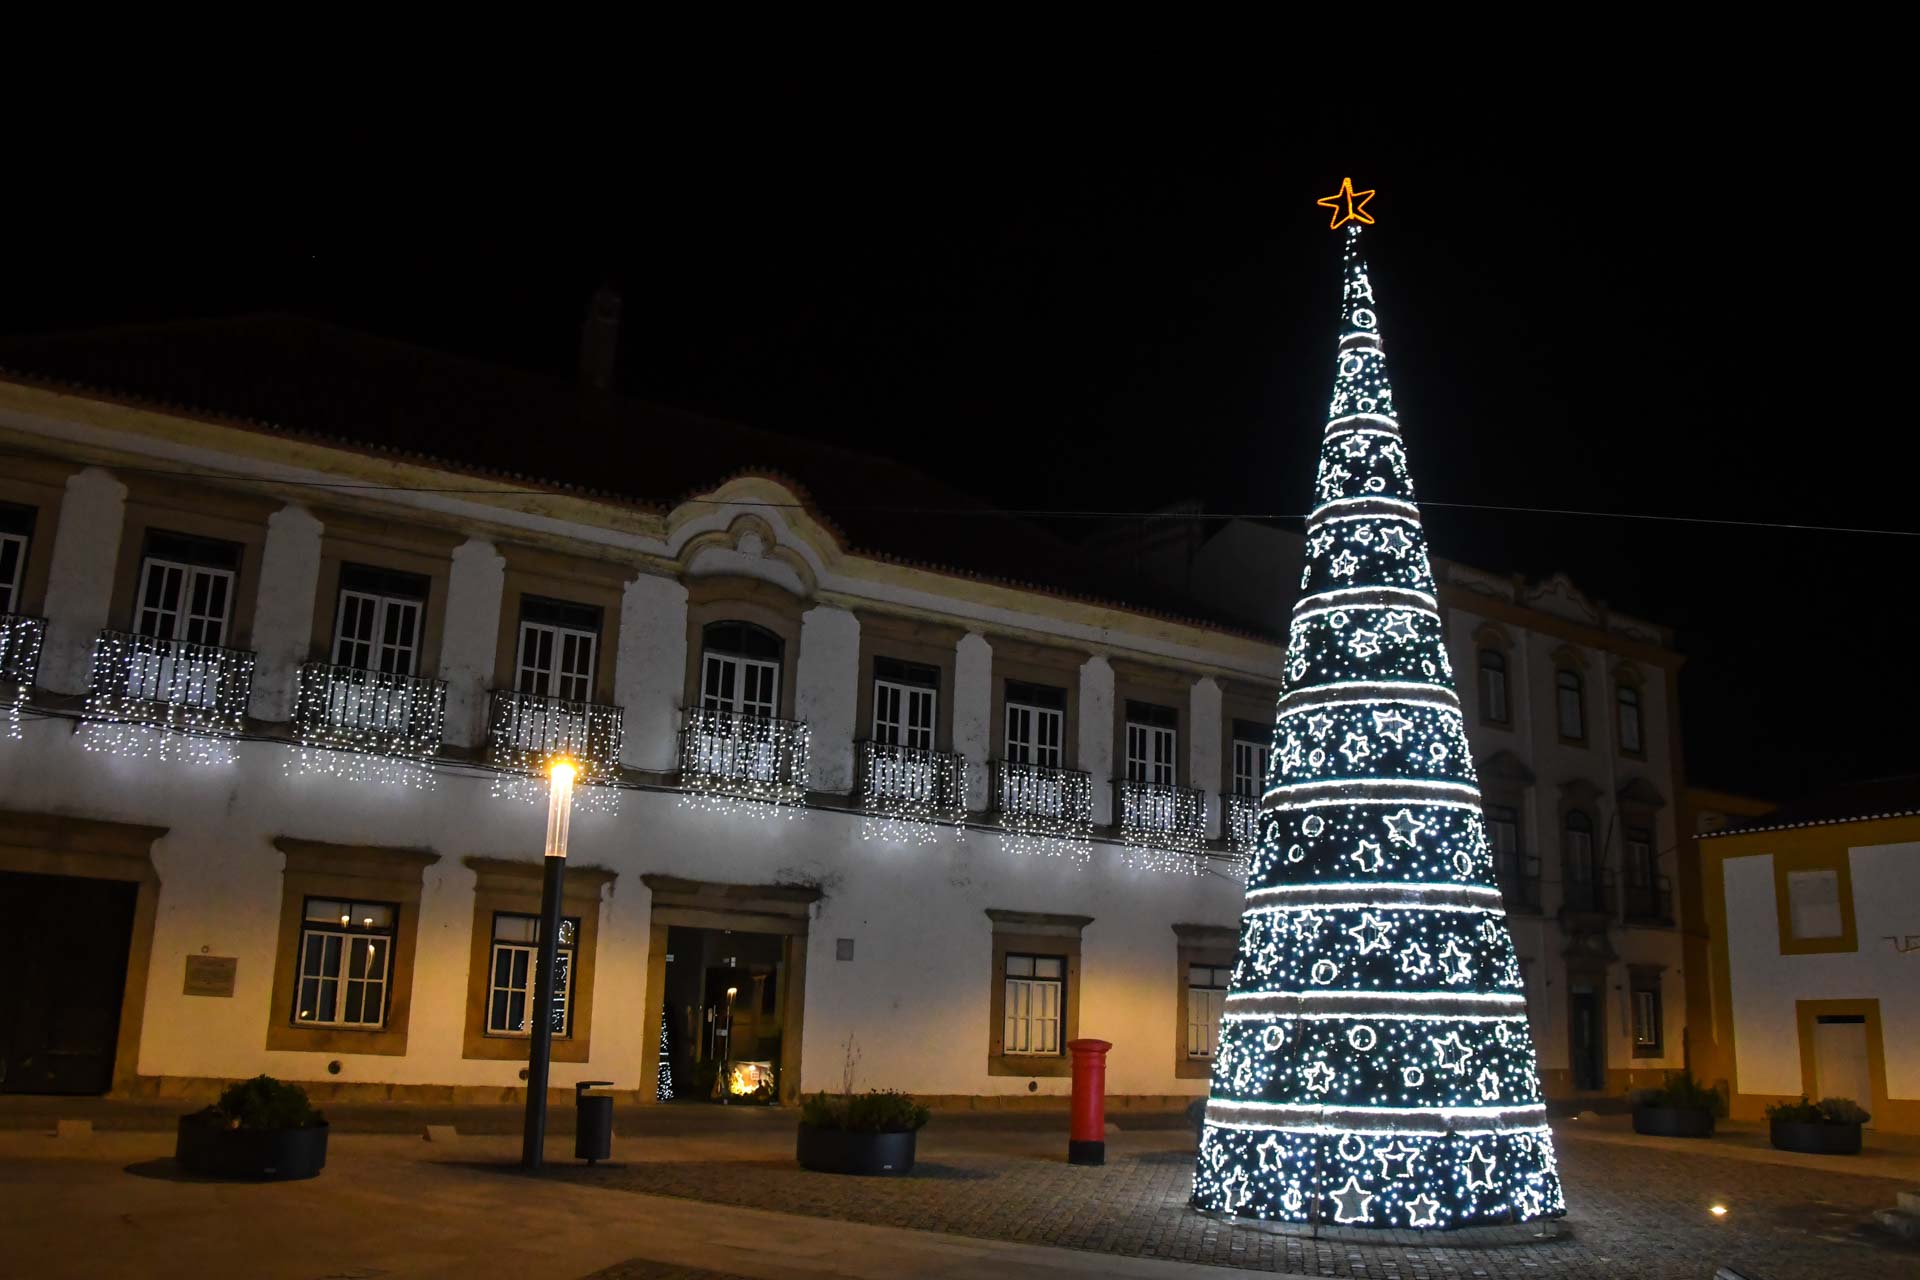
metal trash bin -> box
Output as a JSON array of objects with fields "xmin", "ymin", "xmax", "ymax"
[{"xmin": 575, "ymin": 1080, "xmax": 615, "ymax": 1164}]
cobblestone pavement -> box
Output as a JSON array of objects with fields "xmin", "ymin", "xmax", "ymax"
[{"xmin": 543, "ymin": 1129, "xmax": 1920, "ymax": 1279}]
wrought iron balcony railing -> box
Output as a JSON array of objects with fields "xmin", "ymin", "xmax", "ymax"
[
  {"xmin": 1496, "ymin": 851, "xmax": 1543, "ymax": 913},
  {"xmin": 1622, "ymin": 874, "xmax": 1675, "ymax": 925},
  {"xmin": 1115, "ymin": 778, "xmax": 1208, "ymax": 857},
  {"xmin": 1223, "ymin": 792, "xmax": 1261, "ymax": 858},
  {"xmin": 487, "ymin": 689, "xmax": 624, "ymax": 786},
  {"xmin": 295, "ymin": 663, "xmax": 447, "ymax": 763},
  {"xmin": 1, "ymin": 613, "xmax": 46, "ymax": 687},
  {"xmin": 679, "ymin": 708, "xmax": 810, "ymax": 809},
  {"xmin": 858, "ymin": 740, "xmax": 966, "ymax": 832},
  {"xmin": 991, "ymin": 759, "xmax": 1094, "ymax": 848},
  {"xmin": 1560, "ymin": 870, "xmax": 1615, "ymax": 917},
  {"xmin": 85, "ymin": 629, "xmax": 255, "ymax": 737}
]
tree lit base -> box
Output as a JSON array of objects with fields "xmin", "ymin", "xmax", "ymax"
[
  {"xmin": 1193, "ymin": 1122, "xmax": 1565, "ymax": 1231},
  {"xmin": 1187, "ymin": 1202, "xmax": 1568, "ymax": 1246}
]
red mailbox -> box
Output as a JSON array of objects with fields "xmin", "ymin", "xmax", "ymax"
[{"xmin": 1067, "ymin": 1038, "xmax": 1112, "ymax": 1166}]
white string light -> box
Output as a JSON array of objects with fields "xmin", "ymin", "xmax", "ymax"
[
  {"xmin": 0, "ymin": 614, "xmax": 42, "ymax": 740},
  {"xmin": 81, "ymin": 630, "xmax": 252, "ymax": 763},
  {"xmin": 858, "ymin": 740, "xmax": 967, "ymax": 844},
  {"xmin": 678, "ymin": 707, "xmax": 810, "ymax": 817},
  {"xmin": 992, "ymin": 760, "xmax": 1093, "ymax": 863},
  {"xmin": 288, "ymin": 663, "xmax": 446, "ymax": 788}
]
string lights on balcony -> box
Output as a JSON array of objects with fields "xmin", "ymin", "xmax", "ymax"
[
  {"xmin": 288, "ymin": 663, "xmax": 446, "ymax": 789},
  {"xmin": 81, "ymin": 630, "xmax": 253, "ymax": 764},
  {"xmin": 678, "ymin": 708, "xmax": 810, "ymax": 817},
  {"xmin": 993, "ymin": 760, "xmax": 1094, "ymax": 864},
  {"xmin": 857, "ymin": 741, "xmax": 967, "ymax": 844},
  {"xmin": 489, "ymin": 689, "xmax": 624, "ymax": 813},
  {"xmin": 1117, "ymin": 779, "xmax": 1209, "ymax": 874},
  {"xmin": 0, "ymin": 614, "xmax": 43, "ymax": 740}
]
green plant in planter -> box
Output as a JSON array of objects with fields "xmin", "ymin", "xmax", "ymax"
[
  {"xmin": 1639, "ymin": 1071, "xmax": 1727, "ymax": 1116},
  {"xmin": 1764, "ymin": 1097, "xmax": 1824, "ymax": 1123},
  {"xmin": 204, "ymin": 1075, "xmax": 326, "ymax": 1130},
  {"xmin": 1769, "ymin": 1095, "xmax": 1871, "ymax": 1125},
  {"xmin": 800, "ymin": 1090, "xmax": 930, "ymax": 1134},
  {"xmin": 1817, "ymin": 1097, "xmax": 1870, "ymax": 1125}
]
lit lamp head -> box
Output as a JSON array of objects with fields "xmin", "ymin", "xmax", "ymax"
[
  {"xmin": 548, "ymin": 758, "xmax": 578, "ymax": 786},
  {"xmin": 726, "ymin": 986, "xmax": 739, "ymax": 1001},
  {"xmin": 543, "ymin": 757, "xmax": 578, "ymax": 859}
]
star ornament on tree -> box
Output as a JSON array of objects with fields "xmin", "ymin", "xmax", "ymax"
[{"xmin": 1317, "ymin": 177, "xmax": 1377, "ymax": 230}]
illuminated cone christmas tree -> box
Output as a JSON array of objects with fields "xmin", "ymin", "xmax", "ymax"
[{"xmin": 1191, "ymin": 183, "xmax": 1565, "ymax": 1231}]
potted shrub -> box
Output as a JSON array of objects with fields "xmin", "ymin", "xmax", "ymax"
[
  {"xmin": 175, "ymin": 1075, "xmax": 329, "ymax": 1180},
  {"xmin": 1631, "ymin": 1071, "xmax": 1724, "ymax": 1138},
  {"xmin": 796, "ymin": 1090, "xmax": 930, "ymax": 1176},
  {"xmin": 1767, "ymin": 1096, "xmax": 1869, "ymax": 1155}
]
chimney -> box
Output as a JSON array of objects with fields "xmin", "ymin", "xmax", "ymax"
[{"xmin": 578, "ymin": 283, "xmax": 622, "ymax": 391}]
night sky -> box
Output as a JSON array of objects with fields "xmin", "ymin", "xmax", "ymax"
[{"xmin": 6, "ymin": 90, "xmax": 1912, "ymax": 801}]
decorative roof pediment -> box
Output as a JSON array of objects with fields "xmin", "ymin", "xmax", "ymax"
[
  {"xmin": 1617, "ymin": 775, "xmax": 1668, "ymax": 810},
  {"xmin": 670, "ymin": 483, "xmax": 824, "ymax": 599},
  {"xmin": 1478, "ymin": 750, "xmax": 1536, "ymax": 787},
  {"xmin": 1523, "ymin": 572, "xmax": 1600, "ymax": 625}
]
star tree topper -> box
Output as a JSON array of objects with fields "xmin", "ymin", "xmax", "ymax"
[{"xmin": 1316, "ymin": 176, "xmax": 1376, "ymax": 229}]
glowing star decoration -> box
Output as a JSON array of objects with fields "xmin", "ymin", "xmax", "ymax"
[
  {"xmin": 1384, "ymin": 807, "xmax": 1428, "ymax": 848},
  {"xmin": 1191, "ymin": 212, "xmax": 1563, "ymax": 1232},
  {"xmin": 1330, "ymin": 1176, "xmax": 1376, "ymax": 1224},
  {"xmin": 1465, "ymin": 1144, "xmax": 1497, "ymax": 1192},
  {"xmin": 1372, "ymin": 709, "xmax": 1413, "ymax": 744},
  {"xmin": 1316, "ymin": 177, "xmax": 1377, "ymax": 230},
  {"xmin": 1347, "ymin": 912, "xmax": 1394, "ymax": 955}
]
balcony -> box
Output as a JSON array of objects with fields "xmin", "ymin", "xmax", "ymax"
[
  {"xmin": 1560, "ymin": 870, "xmax": 1615, "ymax": 918},
  {"xmin": 679, "ymin": 708, "xmax": 810, "ymax": 810},
  {"xmin": 487, "ymin": 689, "xmax": 624, "ymax": 786},
  {"xmin": 294, "ymin": 663, "xmax": 447, "ymax": 764},
  {"xmin": 85, "ymin": 629, "xmax": 255, "ymax": 738},
  {"xmin": 1, "ymin": 613, "xmax": 45, "ymax": 686},
  {"xmin": 1223, "ymin": 792, "xmax": 1261, "ymax": 860},
  {"xmin": 1115, "ymin": 778, "xmax": 1208, "ymax": 858},
  {"xmin": 858, "ymin": 740, "xmax": 966, "ymax": 834},
  {"xmin": 991, "ymin": 759, "xmax": 1094, "ymax": 852},
  {"xmin": 1622, "ymin": 875, "xmax": 1675, "ymax": 925},
  {"xmin": 1496, "ymin": 851, "xmax": 1543, "ymax": 913}
]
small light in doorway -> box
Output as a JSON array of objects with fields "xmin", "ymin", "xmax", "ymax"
[{"xmin": 1710, "ymin": 1203, "xmax": 1729, "ymax": 1218}]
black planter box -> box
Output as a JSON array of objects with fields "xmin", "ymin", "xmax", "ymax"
[
  {"xmin": 175, "ymin": 1114, "xmax": 329, "ymax": 1180},
  {"xmin": 795, "ymin": 1123, "xmax": 917, "ymax": 1176},
  {"xmin": 1770, "ymin": 1119, "xmax": 1862, "ymax": 1154},
  {"xmin": 1632, "ymin": 1106, "xmax": 1715, "ymax": 1138}
]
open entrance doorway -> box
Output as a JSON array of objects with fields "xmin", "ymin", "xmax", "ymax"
[
  {"xmin": 663, "ymin": 926, "xmax": 786, "ymax": 1103},
  {"xmin": 0, "ymin": 870, "xmax": 137, "ymax": 1094},
  {"xmin": 1568, "ymin": 982, "xmax": 1606, "ymax": 1092},
  {"xmin": 642, "ymin": 875, "xmax": 819, "ymax": 1106}
]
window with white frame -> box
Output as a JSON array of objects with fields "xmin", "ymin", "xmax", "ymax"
[
  {"xmin": 516, "ymin": 597, "xmax": 601, "ymax": 702},
  {"xmin": 1004, "ymin": 680, "xmax": 1065, "ymax": 767},
  {"xmin": 872, "ymin": 656, "xmax": 938, "ymax": 749},
  {"xmin": 1564, "ymin": 810, "xmax": 1595, "ymax": 886},
  {"xmin": 134, "ymin": 530, "xmax": 241, "ymax": 646},
  {"xmin": 1230, "ymin": 721, "xmax": 1267, "ymax": 798},
  {"xmin": 1624, "ymin": 830, "xmax": 1654, "ymax": 887},
  {"xmin": 1616, "ymin": 683, "xmax": 1643, "ymax": 754},
  {"xmin": 1479, "ymin": 648, "xmax": 1509, "ymax": 724},
  {"xmin": 486, "ymin": 912, "xmax": 578, "ymax": 1037},
  {"xmin": 1631, "ymin": 980, "xmax": 1663, "ymax": 1056},
  {"xmin": 1787, "ymin": 869, "xmax": 1844, "ymax": 939},
  {"xmin": 0, "ymin": 503, "xmax": 32, "ymax": 614},
  {"xmin": 294, "ymin": 897, "xmax": 396, "ymax": 1028},
  {"xmin": 1124, "ymin": 700, "xmax": 1178, "ymax": 785},
  {"xmin": 1556, "ymin": 669, "xmax": 1585, "ymax": 741},
  {"xmin": 1186, "ymin": 963, "xmax": 1230, "ymax": 1058},
  {"xmin": 1487, "ymin": 804, "xmax": 1520, "ymax": 862},
  {"xmin": 332, "ymin": 564, "xmax": 429, "ymax": 675},
  {"xmin": 1003, "ymin": 953, "xmax": 1063, "ymax": 1055},
  {"xmin": 700, "ymin": 621, "xmax": 783, "ymax": 718}
]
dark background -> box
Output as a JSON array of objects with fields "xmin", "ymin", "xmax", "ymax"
[{"xmin": 4, "ymin": 88, "xmax": 1911, "ymax": 800}]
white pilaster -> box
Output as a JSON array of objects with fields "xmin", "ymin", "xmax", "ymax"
[
  {"xmin": 39, "ymin": 467, "xmax": 128, "ymax": 695},
  {"xmin": 1190, "ymin": 676, "xmax": 1224, "ymax": 838},
  {"xmin": 438, "ymin": 538, "xmax": 506, "ymax": 748},
  {"xmin": 248, "ymin": 504, "xmax": 324, "ymax": 721},
  {"xmin": 1078, "ymin": 654, "xmax": 1115, "ymax": 825},
  {"xmin": 795, "ymin": 605, "xmax": 860, "ymax": 794},
  {"xmin": 615, "ymin": 572, "xmax": 690, "ymax": 772},
  {"xmin": 953, "ymin": 631, "xmax": 993, "ymax": 811}
]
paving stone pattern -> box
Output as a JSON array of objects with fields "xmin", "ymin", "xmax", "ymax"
[{"xmin": 547, "ymin": 1136, "xmax": 1920, "ymax": 1278}]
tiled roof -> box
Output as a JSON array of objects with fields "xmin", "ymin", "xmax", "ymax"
[
  {"xmin": 0, "ymin": 314, "xmax": 1278, "ymax": 646},
  {"xmin": 1699, "ymin": 775, "xmax": 1920, "ymax": 839}
]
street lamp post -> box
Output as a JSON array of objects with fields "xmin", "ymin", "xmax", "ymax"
[
  {"xmin": 720, "ymin": 985, "xmax": 738, "ymax": 1105},
  {"xmin": 520, "ymin": 758, "xmax": 576, "ymax": 1170}
]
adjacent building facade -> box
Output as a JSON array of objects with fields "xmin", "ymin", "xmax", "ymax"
[
  {"xmin": 0, "ymin": 332, "xmax": 1689, "ymax": 1107},
  {"xmin": 1692, "ymin": 790, "xmax": 1920, "ymax": 1133}
]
